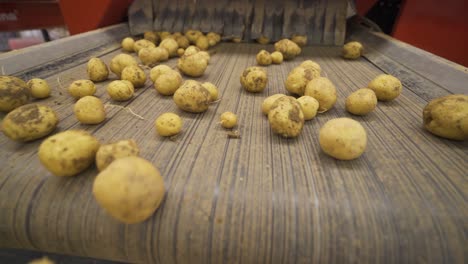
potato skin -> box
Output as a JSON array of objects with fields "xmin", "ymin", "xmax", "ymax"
[
  {"xmin": 201, "ymin": 82, "xmax": 218, "ymax": 102},
  {"xmin": 68, "ymin": 80, "xmax": 96, "ymax": 99},
  {"xmin": 173, "ymin": 80, "xmax": 211, "ymax": 113},
  {"xmin": 109, "ymin": 54, "xmax": 138, "ymax": 78},
  {"xmin": 144, "ymin": 31, "xmax": 159, "ymax": 44},
  {"xmin": 291, "ymin": 35, "xmax": 307, "ymax": 47},
  {"xmin": 27, "ymin": 78, "xmax": 50, "ymax": 99},
  {"xmin": 271, "ymin": 51, "xmax": 283, "ymax": 64},
  {"xmin": 240, "ymin": 66, "xmax": 268, "ymax": 93},
  {"xmin": 2, "ymin": 104, "xmax": 58, "ymax": 142},
  {"xmin": 0, "ymin": 76, "xmax": 30, "ymax": 112},
  {"xmin": 121, "ymin": 65, "xmax": 147, "ymax": 88},
  {"xmin": 297, "ymin": 96, "xmax": 319, "ymax": 120},
  {"xmin": 93, "ymin": 156, "xmax": 165, "ymax": 224},
  {"xmin": 256, "ymin": 50, "xmax": 272, "ymax": 66},
  {"xmin": 345, "ymin": 88, "xmax": 377, "ymax": 115},
  {"xmin": 368, "ymin": 74, "xmax": 402, "ymax": 101},
  {"xmin": 150, "ymin": 65, "xmax": 173, "ymax": 83},
  {"xmin": 74, "ymin": 96, "xmax": 106, "ymax": 124},
  {"xmin": 133, "ymin": 39, "xmax": 155, "ymax": 53},
  {"xmin": 285, "ymin": 66, "xmax": 320, "ymax": 96},
  {"xmin": 95, "ymin": 139, "xmax": 140, "ymax": 171},
  {"xmin": 138, "ymin": 47, "xmax": 169, "ymax": 66},
  {"xmin": 39, "ymin": 130, "xmax": 100, "ymax": 177},
  {"xmin": 155, "ymin": 112, "xmax": 183, "ymax": 136},
  {"xmin": 220, "ymin": 112, "xmax": 237, "ymax": 129},
  {"xmin": 87, "ymin": 58, "xmax": 109, "ymax": 82},
  {"xmin": 106, "ymin": 80, "xmax": 134, "ymax": 101},
  {"xmin": 159, "ymin": 38, "xmax": 179, "ymax": 57},
  {"xmin": 268, "ymin": 96, "xmax": 304, "ymax": 138},
  {"xmin": 154, "ymin": 70, "xmax": 182, "ymax": 96},
  {"xmin": 304, "ymin": 77, "xmax": 337, "ymax": 112},
  {"xmin": 342, "ymin": 41, "xmax": 363, "ymax": 59},
  {"xmin": 175, "ymin": 36, "xmax": 190, "ymax": 49},
  {"xmin": 262, "ymin": 94, "xmax": 286, "ymax": 115},
  {"xmin": 423, "ymin": 94, "xmax": 468, "ymax": 141},
  {"xmin": 195, "ymin": 35, "xmax": 209, "ymax": 50},
  {"xmin": 319, "ymin": 118, "xmax": 367, "ymax": 160},
  {"xmin": 256, "ymin": 36, "xmax": 270, "ymax": 45},
  {"xmin": 177, "ymin": 53, "xmax": 208, "ymax": 77},
  {"xmin": 274, "ymin": 39, "xmax": 301, "ymax": 60},
  {"xmin": 300, "ymin": 60, "xmax": 322, "ymax": 74},
  {"xmin": 121, "ymin": 37, "xmax": 135, "ymax": 52}
]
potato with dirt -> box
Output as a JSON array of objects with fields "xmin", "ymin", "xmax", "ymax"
[
  {"xmin": 304, "ymin": 77, "xmax": 337, "ymax": 113},
  {"xmin": 285, "ymin": 66, "xmax": 320, "ymax": 96},
  {"xmin": 274, "ymin": 39, "xmax": 301, "ymax": 60},
  {"xmin": 173, "ymin": 80, "xmax": 211, "ymax": 113},
  {"xmin": 138, "ymin": 47, "xmax": 169, "ymax": 66},
  {"xmin": 297, "ymin": 96, "xmax": 319, "ymax": 120},
  {"xmin": 268, "ymin": 96, "xmax": 304, "ymax": 138},
  {"xmin": 256, "ymin": 50, "xmax": 272, "ymax": 66},
  {"xmin": 175, "ymin": 36, "xmax": 190, "ymax": 49},
  {"xmin": 300, "ymin": 60, "xmax": 322, "ymax": 74},
  {"xmin": 2, "ymin": 104, "xmax": 58, "ymax": 142},
  {"xmin": 177, "ymin": 52, "xmax": 208, "ymax": 77},
  {"xmin": 185, "ymin": 30, "xmax": 203, "ymax": 44},
  {"xmin": 154, "ymin": 70, "xmax": 182, "ymax": 96},
  {"xmin": 262, "ymin": 94, "xmax": 286, "ymax": 115},
  {"xmin": 87, "ymin": 57, "xmax": 109, "ymax": 82},
  {"xmin": 345, "ymin": 88, "xmax": 378, "ymax": 115},
  {"xmin": 109, "ymin": 54, "xmax": 138, "ymax": 78},
  {"xmin": 368, "ymin": 74, "xmax": 402, "ymax": 101},
  {"xmin": 0, "ymin": 76, "xmax": 30, "ymax": 112},
  {"xmin": 121, "ymin": 65, "xmax": 147, "ymax": 88},
  {"xmin": 423, "ymin": 94, "xmax": 468, "ymax": 141},
  {"xmin": 68, "ymin": 80, "xmax": 96, "ymax": 99},
  {"xmin": 240, "ymin": 66, "xmax": 268, "ymax": 93},
  {"xmin": 74, "ymin": 96, "xmax": 106, "ymax": 124},
  {"xmin": 27, "ymin": 78, "xmax": 50, "ymax": 99},
  {"xmin": 342, "ymin": 41, "xmax": 363, "ymax": 59},
  {"xmin": 201, "ymin": 82, "xmax": 219, "ymax": 102},
  {"xmin": 106, "ymin": 80, "xmax": 134, "ymax": 101},
  {"xmin": 155, "ymin": 112, "xmax": 183, "ymax": 136},
  {"xmin": 38, "ymin": 130, "xmax": 100, "ymax": 177},
  {"xmin": 144, "ymin": 31, "xmax": 159, "ymax": 44},
  {"xmin": 133, "ymin": 39, "xmax": 155, "ymax": 53},
  {"xmin": 95, "ymin": 139, "xmax": 140, "ymax": 171},
  {"xmin": 319, "ymin": 118, "xmax": 367, "ymax": 160}
]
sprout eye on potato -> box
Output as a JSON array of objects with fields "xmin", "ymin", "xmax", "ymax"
[
  {"xmin": 274, "ymin": 39, "xmax": 301, "ymax": 60},
  {"xmin": 87, "ymin": 57, "xmax": 109, "ymax": 82},
  {"xmin": 106, "ymin": 80, "xmax": 134, "ymax": 101},
  {"xmin": 95, "ymin": 139, "xmax": 140, "ymax": 171},
  {"xmin": 268, "ymin": 96, "xmax": 304, "ymax": 138},
  {"xmin": 155, "ymin": 112, "xmax": 183, "ymax": 136},
  {"xmin": 368, "ymin": 74, "xmax": 402, "ymax": 101},
  {"xmin": 121, "ymin": 65, "xmax": 147, "ymax": 88},
  {"xmin": 27, "ymin": 78, "xmax": 50, "ymax": 99},
  {"xmin": 2, "ymin": 104, "xmax": 58, "ymax": 142},
  {"xmin": 342, "ymin": 41, "xmax": 363, "ymax": 59},
  {"xmin": 178, "ymin": 53, "xmax": 208, "ymax": 77},
  {"xmin": 304, "ymin": 77, "xmax": 337, "ymax": 113},
  {"xmin": 0, "ymin": 75, "xmax": 30, "ymax": 112},
  {"xmin": 285, "ymin": 65, "xmax": 320, "ymax": 96},
  {"xmin": 133, "ymin": 39, "xmax": 156, "ymax": 53},
  {"xmin": 109, "ymin": 54, "xmax": 138, "ymax": 78},
  {"xmin": 256, "ymin": 50, "xmax": 272, "ymax": 66},
  {"xmin": 74, "ymin": 96, "xmax": 106, "ymax": 124},
  {"xmin": 271, "ymin": 51, "xmax": 284, "ymax": 64},
  {"xmin": 297, "ymin": 96, "xmax": 319, "ymax": 120},
  {"xmin": 240, "ymin": 66, "xmax": 268, "ymax": 93},
  {"xmin": 345, "ymin": 88, "xmax": 378, "ymax": 115},
  {"xmin": 220, "ymin": 112, "xmax": 238, "ymax": 129},
  {"xmin": 173, "ymin": 80, "xmax": 211, "ymax": 113},
  {"xmin": 68, "ymin": 80, "xmax": 96, "ymax": 99},
  {"xmin": 154, "ymin": 70, "xmax": 182, "ymax": 96},
  {"xmin": 262, "ymin": 94, "xmax": 286, "ymax": 115},
  {"xmin": 121, "ymin": 37, "xmax": 135, "ymax": 52},
  {"xmin": 319, "ymin": 118, "xmax": 367, "ymax": 160}
]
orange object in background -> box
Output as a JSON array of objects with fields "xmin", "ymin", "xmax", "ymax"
[{"xmin": 0, "ymin": 0, "xmax": 65, "ymax": 31}]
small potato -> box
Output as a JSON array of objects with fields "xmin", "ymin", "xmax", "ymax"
[
  {"xmin": 160, "ymin": 38, "xmax": 179, "ymax": 57},
  {"xmin": 300, "ymin": 60, "xmax": 322, "ymax": 74},
  {"xmin": 28, "ymin": 257, "xmax": 54, "ymax": 264},
  {"xmin": 262, "ymin": 94, "xmax": 286, "ymax": 115},
  {"xmin": 173, "ymin": 80, "xmax": 211, "ymax": 113},
  {"xmin": 87, "ymin": 57, "xmax": 109, "ymax": 82},
  {"xmin": 184, "ymin": 45, "xmax": 200, "ymax": 56},
  {"xmin": 95, "ymin": 139, "xmax": 140, "ymax": 171},
  {"xmin": 423, "ymin": 94, "xmax": 468, "ymax": 141},
  {"xmin": 109, "ymin": 54, "xmax": 138, "ymax": 78},
  {"xmin": 175, "ymin": 36, "xmax": 190, "ymax": 49},
  {"xmin": 93, "ymin": 156, "xmax": 165, "ymax": 224},
  {"xmin": 268, "ymin": 96, "xmax": 304, "ymax": 138},
  {"xmin": 274, "ymin": 39, "xmax": 301, "ymax": 60},
  {"xmin": 220, "ymin": 112, "xmax": 237, "ymax": 129},
  {"xmin": 138, "ymin": 47, "xmax": 169, "ymax": 66},
  {"xmin": 345, "ymin": 88, "xmax": 377, "ymax": 115},
  {"xmin": 154, "ymin": 70, "xmax": 182, "ymax": 96},
  {"xmin": 133, "ymin": 39, "xmax": 156, "ymax": 53},
  {"xmin": 74, "ymin": 96, "xmax": 106, "ymax": 124},
  {"xmin": 304, "ymin": 77, "xmax": 337, "ymax": 113},
  {"xmin": 185, "ymin": 30, "xmax": 202, "ymax": 43},
  {"xmin": 39, "ymin": 130, "xmax": 100, "ymax": 177},
  {"xmin": 144, "ymin": 31, "xmax": 159, "ymax": 44},
  {"xmin": 155, "ymin": 112, "xmax": 183, "ymax": 136},
  {"xmin": 177, "ymin": 53, "xmax": 208, "ymax": 77},
  {"xmin": 68, "ymin": 80, "xmax": 96, "ymax": 99},
  {"xmin": 297, "ymin": 96, "xmax": 319, "ymax": 120},
  {"xmin": 121, "ymin": 37, "xmax": 135, "ymax": 52},
  {"xmin": 342, "ymin": 41, "xmax": 363, "ymax": 59},
  {"xmin": 150, "ymin": 65, "xmax": 173, "ymax": 82},
  {"xmin": 106, "ymin": 80, "xmax": 134, "ymax": 101},
  {"xmin": 195, "ymin": 35, "xmax": 209, "ymax": 50},
  {"xmin": 257, "ymin": 36, "xmax": 270, "ymax": 45},
  {"xmin": 240, "ymin": 66, "xmax": 268, "ymax": 93},
  {"xmin": 285, "ymin": 66, "xmax": 319, "ymax": 96},
  {"xmin": 256, "ymin": 50, "xmax": 272, "ymax": 66},
  {"xmin": 177, "ymin": 48, "xmax": 185, "ymax": 57},
  {"xmin": 0, "ymin": 76, "xmax": 29, "ymax": 112},
  {"xmin": 121, "ymin": 65, "xmax": 147, "ymax": 88},
  {"xmin": 198, "ymin": 51, "xmax": 210, "ymax": 63},
  {"xmin": 291, "ymin": 35, "xmax": 307, "ymax": 47},
  {"xmin": 319, "ymin": 118, "xmax": 367, "ymax": 160},
  {"xmin": 368, "ymin": 74, "xmax": 402, "ymax": 101},
  {"xmin": 208, "ymin": 38, "xmax": 216, "ymax": 47},
  {"xmin": 232, "ymin": 38, "xmax": 242, "ymax": 43},
  {"xmin": 201, "ymin": 82, "xmax": 219, "ymax": 102},
  {"xmin": 2, "ymin": 104, "xmax": 58, "ymax": 142},
  {"xmin": 271, "ymin": 51, "xmax": 284, "ymax": 64},
  {"xmin": 27, "ymin": 78, "xmax": 50, "ymax": 99}
]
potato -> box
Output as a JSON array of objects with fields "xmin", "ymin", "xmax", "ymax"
[
  {"xmin": 319, "ymin": 118, "xmax": 367, "ymax": 160},
  {"xmin": 240, "ymin": 66, "xmax": 268, "ymax": 93},
  {"xmin": 133, "ymin": 39, "xmax": 156, "ymax": 53},
  {"xmin": 291, "ymin": 34, "xmax": 307, "ymax": 47},
  {"xmin": 106, "ymin": 80, "xmax": 134, "ymax": 101},
  {"xmin": 155, "ymin": 112, "xmax": 183, "ymax": 136},
  {"xmin": 144, "ymin": 31, "xmax": 159, "ymax": 44},
  {"xmin": 173, "ymin": 80, "xmax": 211, "ymax": 113},
  {"xmin": 271, "ymin": 51, "xmax": 283, "ymax": 64},
  {"xmin": 268, "ymin": 96, "xmax": 304, "ymax": 138},
  {"xmin": 74, "ymin": 96, "xmax": 106, "ymax": 124},
  {"xmin": 262, "ymin": 94, "xmax": 286, "ymax": 115},
  {"xmin": 93, "ymin": 156, "xmax": 165, "ymax": 224},
  {"xmin": 232, "ymin": 37, "xmax": 242, "ymax": 43},
  {"xmin": 27, "ymin": 78, "xmax": 50, "ymax": 99},
  {"xmin": 177, "ymin": 53, "xmax": 208, "ymax": 77},
  {"xmin": 297, "ymin": 96, "xmax": 319, "ymax": 120},
  {"xmin": 201, "ymin": 82, "xmax": 218, "ymax": 102},
  {"xmin": 39, "ymin": 130, "xmax": 100, "ymax": 177},
  {"xmin": 68, "ymin": 80, "xmax": 96, "ymax": 99},
  {"xmin": 0, "ymin": 76, "xmax": 29, "ymax": 112},
  {"xmin": 154, "ymin": 70, "xmax": 182, "ymax": 96},
  {"xmin": 220, "ymin": 112, "xmax": 237, "ymax": 129},
  {"xmin": 159, "ymin": 38, "xmax": 179, "ymax": 57},
  {"xmin": 304, "ymin": 77, "xmax": 337, "ymax": 112},
  {"xmin": 342, "ymin": 41, "xmax": 363, "ymax": 59},
  {"xmin": 198, "ymin": 51, "xmax": 210, "ymax": 63},
  {"xmin": 208, "ymin": 38, "xmax": 216, "ymax": 47},
  {"xmin": 185, "ymin": 30, "xmax": 202, "ymax": 43},
  {"xmin": 121, "ymin": 37, "xmax": 135, "ymax": 52},
  {"xmin": 195, "ymin": 35, "xmax": 209, "ymax": 50},
  {"xmin": 423, "ymin": 94, "xmax": 468, "ymax": 141},
  {"xmin": 29, "ymin": 257, "xmax": 54, "ymax": 264},
  {"xmin": 121, "ymin": 65, "xmax": 147, "ymax": 88},
  {"xmin": 285, "ymin": 66, "xmax": 319, "ymax": 96},
  {"xmin": 257, "ymin": 36, "xmax": 270, "ymax": 45},
  {"xmin": 368, "ymin": 74, "xmax": 402, "ymax": 101},
  {"xmin": 95, "ymin": 139, "xmax": 139, "ymax": 171},
  {"xmin": 109, "ymin": 54, "xmax": 138, "ymax": 78},
  {"xmin": 149, "ymin": 65, "xmax": 173, "ymax": 83},
  {"xmin": 139, "ymin": 47, "xmax": 169, "ymax": 66},
  {"xmin": 274, "ymin": 39, "xmax": 301, "ymax": 60},
  {"xmin": 345, "ymin": 88, "xmax": 377, "ymax": 115},
  {"xmin": 175, "ymin": 36, "xmax": 190, "ymax": 49},
  {"xmin": 256, "ymin": 50, "xmax": 272, "ymax": 66},
  {"xmin": 159, "ymin": 31, "xmax": 172, "ymax": 40},
  {"xmin": 206, "ymin": 32, "xmax": 221, "ymax": 43},
  {"xmin": 2, "ymin": 104, "xmax": 58, "ymax": 142},
  {"xmin": 184, "ymin": 45, "xmax": 200, "ymax": 56},
  {"xmin": 177, "ymin": 48, "xmax": 185, "ymax": 57},
  {"xmin": 172, "ymin": 32, "xmax": 183, "ymax": 38},
  {"xmin": 87, "ymin": 57, "xmax": 109, "ymax": 82},
  {"xmin": 300, "ymin": 60, "xmax": 322, "ymax": 74}
]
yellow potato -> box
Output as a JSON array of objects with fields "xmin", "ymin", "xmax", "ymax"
[
  {"xmin": 138, "ymin": 47, "xmax": 169, "ymax": 66},
  {"xmin": 27, "ymin": 78, "xmax": 50, "ymax": 99},
  {"xmin": 256, "ymin": 36, "xmax": 270, "ymax": 45},
  {"xmin": 95, "ymin": 139, "xmax": 140, "ymax": 171},
  {"xmin": 159, "ymin": 31, "xmax": 172, "ymax": 39},
  {"xmin": 159, "ymin": 38, "xmax": 179, "ymax": 57},
  {"xmin": 300, "ymin": 60, "xmax": 322, "ymax": 74},
  {"xmin": 121, "ymin": 37, "xmax": 135, "ymax": 52},
  {"xmin": 185, "ymin": 30, "xmax": 203, "ymax": 44},
  {"xmin": 184, "ymin": 45, "xmax": 200, "ymax": 56},
  {"xmin": 195, "ymin": 35, "xmax": 209, "ymax": 50},
  {"xmin": 133, "ymin": 39, "xmax": 155, "ymax": 53},
  {"xmin": 154, "ymin": 70, "xmax": 182, "ymax": 96},
  {"xmin": 2, "ymin": 104, "xmax": 58, "ymax": 142},
  {"xmin": 304, "ymin": 77, "xmax": 337, "ymax": 112},
  {"xmin": 285, "ymin": 66, "xmax": 319, "ymax": 96},
  {"xmin": 175, "ymin": 36, "xmax": 190, "ymax": 49},
  {"xmin": 297, "ymin": 96, "xmax": 319, "ymax": 120},
  {"xmin": 232, "ymin": 37, "xmax": 242, "ymax": 43},
  {"xmin": 423, "ymin": 94, "xmax": 468, "ymax": 141},
  {"xmin": 198, "ymin": 51, "xmax": 210, "ymax": 63},
  {"xmin": 262, "ymin": 94, "xmax": 286, "ymax": 115},
  {"xmin": 319, "ymin": 118, "xmax": 367, "ymax": 160},
  {"xmin": 68, "ymin": 80, "xmax": 96, "ymax": 99},
  {"xmin": 201, "ymin": 82, "xmax": 219, "ymax": 102},
  {"xmin": 177, "ymin": 53, "xmax": 208, "ymax": 77},
  {"xmin": 220, "ymin": 112, "xmax": 237, "ymax": 129},
  {"xmin": 121, "ymin": 65, "xmax": 147, "ymax": 88},
  {"xmin": 206, "ymin": 32, "xmax": 221, "ymax": 43},
  {"xmin": 342, "ymin": 41, "xmax": 363, "ymax": 59},
  {"xmin": 93, "ymin": 156, "xmax": 165, "ymax": 224},
  {"xmin": 368, "ymin": 74, "xmax": 402, "ymax": 101},
  {"xmin": 28, "ymin": 257, "xmax": 54, "ymax": 264},
  {"xmin": 74, "ymin": 96, "xmax": 106, "ymax": 124},
  {"xmin": 268, "ymin": 96, "xmax": 304, "ymax": 138},
  {"xmin": 240, "ymin": 66, "xmax": 268, "ymax": 93},
  {"xmin": 256, "ymin": 50, "xmax": 272, "ymax": 66},
  {"xmin": 87, "ymin": 57, "xmax": 109, "ymax": 82},
  {"xmin": 150, "ymin": 65, "xmax": 173, "ymax": 82},
  {"xmin": 155, "ymin": 112, "xmax": 183, "ymax": 136},
  {"xmin": 173, "ymin": 80, "xmax": 211, "ymax": 113},
  {"xmin": 38, "ymin": 130, "xmax": 100, "ymax": 177},
  {"xmin": 271, "ymin": 51, "xmax": 284, "ymax": 64},
  {"xmin": 109, "ymin": 54, "xmax": 138, "ymax": 78},
  {"xmin": 0, "ymin": 76, "xmax": 29, "ymax": 112},
  {"xmin": 274, "ymin": 39, "xmax": 301, "ymax": 60},
  {"xmin": 177, "ymin": 48, "xmax": 185, "ymax": 57},
  {"xmin": 144, "ymin": 31, "xmax": 159, "ymax": 44},
  {"xmin": 172, "ymin": 32, "xmax": 183, "ymax": 38},
  {"xmin": 106, "ymin": 80, "xmax": 134, "ymax": 101},
  {"xmin": 345, "ymin": 88, "xmax": 378, "ymax": 115},
  {"xmin": 291, "ymin": 34, "xmax": 307, "ymax": 47}
]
